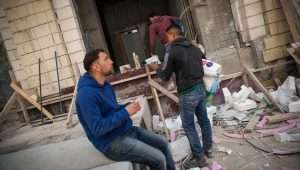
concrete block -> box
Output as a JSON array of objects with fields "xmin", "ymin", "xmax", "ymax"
[
  {"xmin": 56, "ymin": 6, "xmax": 73, "ymax": 20},
  {"xmin": 232, "ymin": 85, "xmax": 252, "ymax": 102},
  {"xmin": 245, "ymin": 2, "xmax": 263, "ymax": 17},
  {"xmin": 52, "ymin": 33, "xmax": 64, "ymax": 44},
  {"xmin": 52, "ymin": 0, "xmax": 71, "ymax": 9},
  {"xmin": 233, "ymin": 99, "xmax": 257, "ymax": 111},
  {"xmin": 0, "ymin": 7, "xmax": 5, "ymax": 17},
  {"xmin": 223, "ymin": 87, "xmax": 233, "ymax": 105},
  {"xmin": 31, "ymin": 24, "xmax": 51, "ymax": 38},
  {"xmin": 66, "ymin": 40, "xmax": 84, "ymax": 54},
  {"xmin": 49, "ymin": 22, "xmax": 60, "ymax": 33},
  {"xmin": 268, "ymin": 21, "xmax": 289, "ymax": 35},
  {"xmin": 263, "ymin": 46, "xmax": 288, "ymax": 62},
  {"xmin": 247, "ymin": 14, "xmax": 265, "ymax": 29},
  {"xmin": 249, "ymin": 25, "xmax": 267, "ymax": 40},
  {"xmin": 59, "ymin": 17, "xmax": 77, "ymax": 31},
  {"xmin": 22, "ymin": 41, "xmax": 34, "ymax": 54},
  {"xmin": 8, "ymin": 21, "xmax": 17, "ymax": 33},
  {"xmin": 14, "ymin": 69, "xmax": 28, "ymax": 81},
  {"xmin": 264, "ymin": 9, "xmax": 285, "ymax": 24},
  {"xmin": 20, "ymin": 80, "xmax": 30, "ymax": 90},
  {"xmin": 36, "ymin": 12, "xmax": 49, "ymax": 25},
  {"xmin": 69, "ymin": 50, "xmax": 85, "ymax": 64},
  {"xmin": 59, "ymin": 55, "xmax": 71, "ymax": 66},
  {"xmin": 26, "ymin": 2, "xmax": 34, "ymax": 15},
  {"xmin": 32, "ymin": 40, "xmax": 41, "ymax": 51},
  {"xmin": 43, "ymin": 58, "xmax": 57, "ymax": 71},
  {"xmin": 17, "ymin": 45, "xmax": 25, "ymax": 56},
  {"xmin": 10, "ymin": 59, "xmax": 24, "ymax": 71},
  {"xmin": 38, "ymin": 35, "xmax": 54, "ymax": 49},
  {"xmin": 42, "ymin": 83, "xmax": 59, "ymax": 96},
  {"xmin": 78, "ymin": 62, "xmax": 85, "ymax": 74},
  {"xmin": 13, "ymin": 32, "xmax": 30, "ymax": 44},
  {"xmin": 243, "ymin": 0, "xmax": 260, "ymax": 5},
  {"xmin": 45, "ymin": 10, "xmax": 56, "ymax": 22},
  {"xmin": 7, "ymin": 49, "xmax": 19, "ymax": 61},
  {"xmin": 4, "ymin": 39, "xmax": 17, "ymax": 50},
  {"xmin": 288, "ymin": 100, "xmax": 300, "ymax": 113},
  {"xmin": 41, "ymin": 44, "xmax": 67, "ymax": 59},
  {"xmin": 60, "ymin": 75, "xmax": 74, "ymax": 87},
  {"xmin": 264, "ymin": 33, "xmax": 291, "ymax": 49},
  {"xmin": 22, "ymin": 51, "xmax": 41, "ymax": 66},
  {"xmin": 4, "ymin": 0, "xmax": 32, "ymax": 9},
  {"xmin": 1, "ymin": 28, "xmax": 12, "ymax": 40},
  {"xmin": 32, "ymin": 0, "xmax": 51, "ymax": 14},
  {"xmin": 62, "ymin": 29, "xmax": 81, "ymax": 42},
  {"xmin": 15, "ymin": 19, "xmax": 28, "ymax": 31},
  {"xmin": 0, "ymin": 18, "xmax": 9, "ymax": 29},
  {"xmin": 263, "ymin": 0, "xmax": 280, "ymax": 11},
  {"xmin": 59, "ymin": 66, "xmax": 74, "ymax": 79}
]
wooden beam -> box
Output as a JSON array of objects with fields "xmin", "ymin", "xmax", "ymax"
[
  {"xmin": 288, "ymin": 48, "xmax": 300, "ymax": 65},
  {"xmin": 243, "ymin": 64, "xmax": 284, "ymax": 112},
  {"xmin": 8, "ymin": 70, "xmax": 30, "ymax": 124},
  {"xmin": 145, "ymin": 66, "xmax": 170, "ymax": 139},
  {"xmin": 10, "ymin": 82, "xmax": 54, "ymax": 120},
  {"xmin": 148, "ymin": 80, "xmax": 179, "ymax": 103},
  {"xmin": 66, "ymin": 63, "xmax": 81, "ymax": 128},
  {"xmin": 266, "ymin": 113, "xmax": 299, "ymax": 124},
  {"xmin": 0, "ymin": 92, "xmax": 17, "ymax": 121},
  {"xmin": 244, "ymin": 114, "xmax": 260, "ymax": 133}
]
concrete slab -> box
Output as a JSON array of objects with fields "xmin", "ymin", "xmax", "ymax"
[{"xmin": 0, "ymin": 137, "xmax": 132, "ymax": 170}]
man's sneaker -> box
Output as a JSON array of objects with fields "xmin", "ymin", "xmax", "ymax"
[
  {"xmin": 183, "ymin": 156, "xmax": 208, "ymax": 169},
  {"xmin": 205, "ymin": 147, "xmax": 213, "ymax": 158}
]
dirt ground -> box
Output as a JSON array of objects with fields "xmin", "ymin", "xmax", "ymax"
[{"xmin": 0, "ymin": 115, "xmax": 299, "ymax": 170}]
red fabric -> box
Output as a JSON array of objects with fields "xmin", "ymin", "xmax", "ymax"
[{"xmin": 149, "ymin": 16, "xmax": 177, "ymax": 53}]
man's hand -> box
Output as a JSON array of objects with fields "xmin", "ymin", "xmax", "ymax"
[
  {"xmin": 125, "ymin": 101, "xmax": 141, "ymax": 116},
  {"xmin": 148, "ymin": 63, "xmax": 160, "ymax": 70}
]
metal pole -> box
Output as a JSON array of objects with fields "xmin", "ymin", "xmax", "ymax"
[
  {"xmin": 54, "ymin": 51, "xmax": 63, "ymax": 114},
  {"xmin": 38, "ymin": 58, "xmax": 43, "ymax": 123}
]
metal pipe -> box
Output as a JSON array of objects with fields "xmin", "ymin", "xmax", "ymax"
[
  {"xmin": 54, "ymin": 51, "xmax": 63, "ymax": 114},
  {"xmin": 38, "ymin": 58, "xmax": 43, "ymax": 123}
]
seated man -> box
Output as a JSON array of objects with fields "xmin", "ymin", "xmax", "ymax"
[{"xmin": 76, "ymin": 49, "xmax": 175, "ymax": 170}]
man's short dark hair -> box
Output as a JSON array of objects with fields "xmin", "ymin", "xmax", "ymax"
[
  {"xmin": 83, "ymin": 49, "xmax": 105, "ymax": 72},
  {"xmin": 166, "ymin": 24, "xmax": 183, "ymax": 36}
]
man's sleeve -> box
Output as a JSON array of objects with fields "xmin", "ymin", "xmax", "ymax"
[
  {"xmin": 158, "ymin": 51, "xmax": 175, "ymax": 81},
  {"xmin": 77, "ymin": 91, "xmax": 130, "ymax": 137}
]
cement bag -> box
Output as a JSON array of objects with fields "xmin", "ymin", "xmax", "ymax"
[
  {"xmin": 202, "ymin": 59, "xmax": 222, "ymax": 77},
  {"xmin": 203, "ymin": 76, "xmax": 220, "ymax": 94}
]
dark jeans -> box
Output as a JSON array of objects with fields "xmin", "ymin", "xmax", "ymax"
[
  {"xmin": 179, "ymin": 86, "xmax": 213, "ymax": 158},
  {"xmin": 105, "ymin": 126, "xmax": 175, "ymax": 170}
]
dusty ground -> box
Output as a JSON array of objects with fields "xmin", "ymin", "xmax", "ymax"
[{"xmin": 0, "ymin": 116, "xmax": 299, "ymax": 170}]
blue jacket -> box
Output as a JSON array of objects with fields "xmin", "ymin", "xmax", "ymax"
[{"xmin": 76, "ymin": 73, "xmax": 132, "ymax": 153}]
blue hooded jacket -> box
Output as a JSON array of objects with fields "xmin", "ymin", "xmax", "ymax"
[{"xmin": 76, "ymin": 73, "xmax": 132, "ymax": 153}]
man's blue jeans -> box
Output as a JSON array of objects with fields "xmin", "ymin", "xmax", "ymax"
[
  {"xmin": 179, "ymin": 86, "xmax": 213, "ymax": 158},
  {"xmin": 105, "ymin": 126, "xmax": 175, "ymax": 170}
]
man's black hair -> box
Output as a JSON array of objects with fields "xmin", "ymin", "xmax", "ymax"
[
  {"xmin": 83, "ymin": 49, "xmax": 105, "ymax": 72},
  {"xmin": 166, "ymin": 24, "xmax": 183, "ymax": 36}
]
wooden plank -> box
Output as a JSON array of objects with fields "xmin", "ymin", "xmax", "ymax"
[
  {"xmin": 0, "ymin": 92, "xmax": 17, "ymax": 120},
  {"xmin": 266, "ymin": 113, "xmax": 299, "ymax": 124},
  {"xmin": 243, "ymin": 64, "xmax": 284, "ymax": 112},
  {"xmin": 145, "ymin": 65, "xmax": 170, "ymax": 139},
  {"xmin": 10, "ymin": 82, "xmax": 54, "ymax": 120},
  {"xmin": 16, "ymin": 94, "xmax": 30, "ymax": 123},
  {"xmin": 244, "ymin": 113, "xmax": 260, "ymax": 133},
  {"xmin": 66, "ymin": 63, "xmax": 81, "ymax": 127},
  {"xmin": 9, "ymin": 70, "xmax": 30, "ymax": 124},
  {"xmin": 148, "ymin": 80, "xmax": 179, "ymax": 103}
]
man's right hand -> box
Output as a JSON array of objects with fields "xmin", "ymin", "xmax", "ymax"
[{"xmin": 125, "ymin": 101, "xmax": 141, "ymax": 116}]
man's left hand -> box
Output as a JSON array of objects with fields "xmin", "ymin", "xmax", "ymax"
[{"xmin": 148, "ymin": 63, "xmax": 160, "ymax": 70}]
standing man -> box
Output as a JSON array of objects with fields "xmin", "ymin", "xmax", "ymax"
[
  {"xmin": 150, "ymin": 25, "xmax": 213, "ymax": 168},
  {"xmin": 149, "ymin": 15, "xmax": 182, "ymax": 55},
  {"xmin": 76, "ymin": 49, "xmax": 175, "ymax": 170}
]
